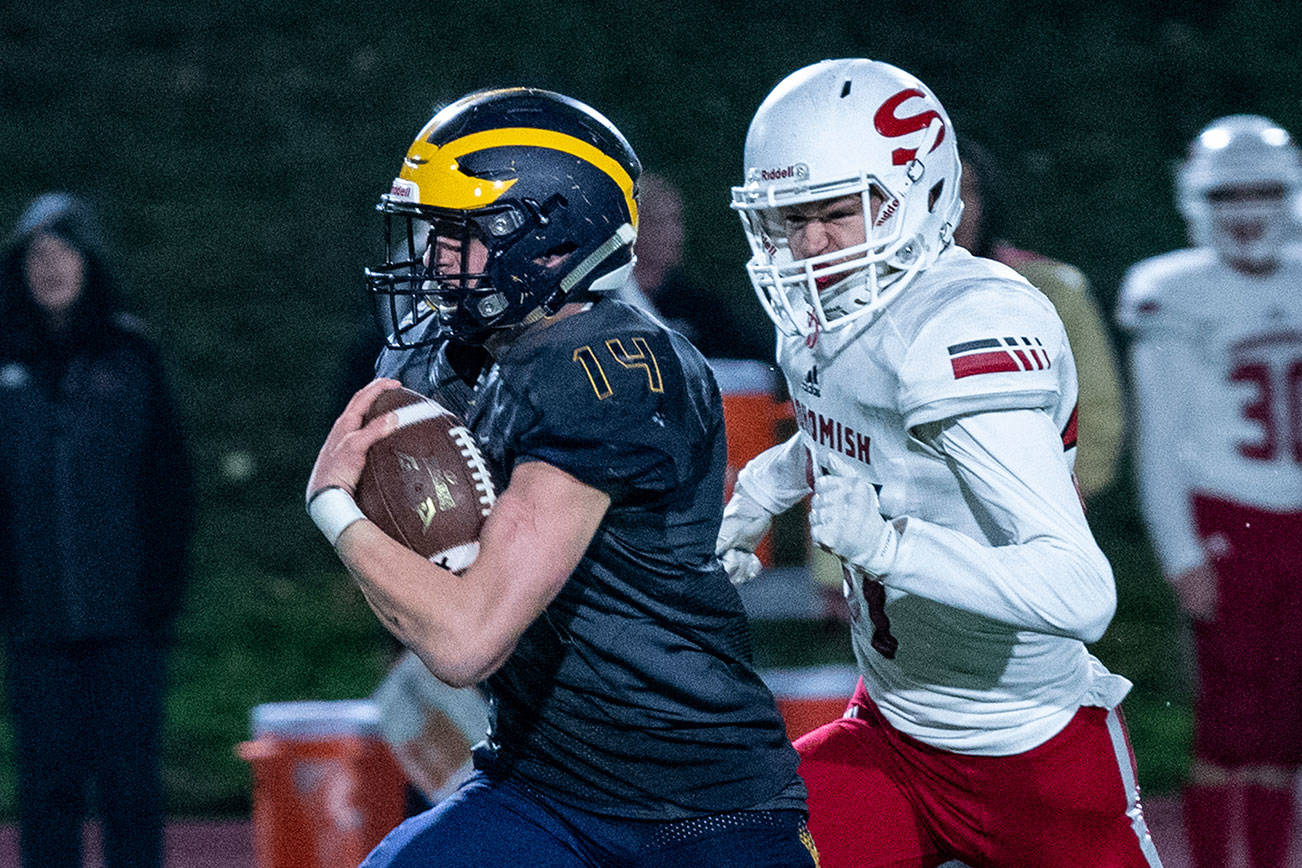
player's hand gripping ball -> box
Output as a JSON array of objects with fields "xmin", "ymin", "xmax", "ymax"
[{"xmin": 356, "ymin": 387, "xmax": 496, "ymax": 573}]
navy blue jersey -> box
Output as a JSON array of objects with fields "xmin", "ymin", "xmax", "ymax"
[
  {"xmin": 396, "ymin": 300, "xmax": 803, "ymax": 820},
  {"xmin": 375, "ymin": 322, "xmax": 487, "ymax": 420}
]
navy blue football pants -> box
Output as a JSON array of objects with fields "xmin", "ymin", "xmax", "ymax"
[
  {"xmin": 5, "ymin": 637, "xmax": 167, "ymax": 868},
  {"xmin": 360, "ymin": 771, "xmax": 819, "ymax": 867}
]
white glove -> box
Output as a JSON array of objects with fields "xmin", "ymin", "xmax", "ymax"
[
  {"xmin": 735, "ymin": 433, "xmax": 813, "ymax": 514},
  {"xmin": 716, "ymin": 486, "xmax": 774, "ymax": 585},
  {"xmin": 808, "ymin": 454, "xmax": 900, "ymax": 578},
  {"xmin": 719, "ymin": 548, "xmax": 763, "ymax": 586},
  {"xmin": 715, "ymin": 434, "xmax": 813, "ymax": 585}
]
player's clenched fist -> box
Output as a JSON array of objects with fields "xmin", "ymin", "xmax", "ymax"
[
  {"xmin": 715, "ymin": 491, "xmax": 772, "ymax": 585},
  {"xmin": 808, "ymin": 455, "xmax": 900, "ymax": 578}
]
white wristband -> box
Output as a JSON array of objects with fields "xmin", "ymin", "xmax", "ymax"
[{"xmin": 307, "ymin": 487, "xmax": 367, "ymax": 547}]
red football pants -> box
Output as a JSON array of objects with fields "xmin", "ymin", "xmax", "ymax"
[
  {"xmin": 1191, "ymin": 494, "xmax": 1302, "ymax": 767},
  {"xmin": 794, "ymin": 680, "xmax": 1163, "ymax": 867}
]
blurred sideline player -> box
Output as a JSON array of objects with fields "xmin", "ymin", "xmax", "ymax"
[
  {"xmin": 717, "ymin": 58, "xmax": 1162, "ymax": 866},
  {"xmin": 1117, "ymin": 114, "xmax": 1302, "ymax": 868},
  {"xmin": 307, "ymin": 87, "xmax": 816, "ymax": 867}
]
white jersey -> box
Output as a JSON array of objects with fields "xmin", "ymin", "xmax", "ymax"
[
  {"xmin": 1117, "ymin": 246, "xmax": 1302, "ymax": 576},
  {"xmin": 779, "ymin": 245, "xmax": 1130, "ymax": 755}
]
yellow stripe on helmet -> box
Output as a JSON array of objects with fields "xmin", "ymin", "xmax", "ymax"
[{"xmin": 399, "ymin": 127, "xmax": 638, "ymax": 226}]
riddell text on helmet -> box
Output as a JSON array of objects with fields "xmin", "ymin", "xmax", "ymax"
[{"xmin": 759, "ymin": 164, "xmax": 810, "ymax": 182}]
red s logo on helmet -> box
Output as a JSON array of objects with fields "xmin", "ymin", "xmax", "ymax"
[{"xmin": 873, "ymin": 89, "xmax": 946, "ymax": 166}]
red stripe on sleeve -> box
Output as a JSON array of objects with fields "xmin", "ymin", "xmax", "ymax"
[
  {"xmin": 1061, "ymin": 403, "xmax": 1079, "ymax": 450},
  {"xmin": 951, "ymin": 351, "xmax": 1020, "ymax": 379}
]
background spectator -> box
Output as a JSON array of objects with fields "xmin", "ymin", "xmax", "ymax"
[
  {"xmin": 954, "ymin": 138, "xmax": 1126, "ymax": 501},
  {"xmin": 617, "ymin": 172, "xmax": 773, "ymax": 363},
  {"xmin": 0, "ymin": 193, "xmax": 195, "ymax": 868}
]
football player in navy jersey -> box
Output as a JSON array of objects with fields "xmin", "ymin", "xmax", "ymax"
[{"xmin": 306, "ymin": 87, "xmax": 816, "ymax": 867}]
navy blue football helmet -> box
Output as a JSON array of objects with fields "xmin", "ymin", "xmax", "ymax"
[{"xmin": 366, "ymin": 87, "xmax": 642, "ymax": 347}]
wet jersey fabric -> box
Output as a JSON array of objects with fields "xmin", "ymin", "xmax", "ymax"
[
  {"xmin": 779, "ymin": 246, "xmax": 1129, "ymax": 755},
  {"xmin": 376, "ymin": 322, "xmax": 487, "ymax": 420},
  {"xmin": 389, "ymin": 299, "xmax": 804, "ymax": 819},
  {"xmin": 1117, "ymin": 246, "xmax": 1302, "ymax": 576}
]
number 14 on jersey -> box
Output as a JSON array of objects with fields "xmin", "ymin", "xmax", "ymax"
[{"xmin": 573, "ymin": 338, "xmax": 664, "ymax": 399}]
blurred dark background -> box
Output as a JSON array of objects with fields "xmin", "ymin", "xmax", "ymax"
[{"xmin": 1, "ymin": 0, "xmax": 1298, "ymax": 815}]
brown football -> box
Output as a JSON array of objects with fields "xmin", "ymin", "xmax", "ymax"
[{"xmin": 356, "ymin": 387, "xmax": 496, "ymax": 573}]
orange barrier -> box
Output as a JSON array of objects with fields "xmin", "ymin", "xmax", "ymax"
[
  {"xmin": 713, "ymin": 359, "xmax": 791, "ymax": 566},
  {"xmin": 237, "ymin": 700, "xmax": 406, "ymax": 868},
  {"xmin": 775, "ymin": 696, "xmax": 854, "ymax": 742},
  {"xmin": 762, "ymin": 664, "xmax": 860, "ymax": 741}
]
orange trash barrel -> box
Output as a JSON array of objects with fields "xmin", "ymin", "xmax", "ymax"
[
  {"xmin": 761, "ymin": 664, "xmax": 860, "ymax": 742},
  {"xmin": 711, "ymin": 359, "xmax": 790, "ymax": 566},
  {"xmin": 236, "ymin": 700, "xmax": 406, "ymax": 868}
]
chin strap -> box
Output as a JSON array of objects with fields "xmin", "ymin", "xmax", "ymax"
[
  {"xmin": 514, "ymin": 223, "xmax": 635, "ymax": 328},
  {"xmin": 559, "ymin": 224, "xmax": 636, "ymax": 294}
]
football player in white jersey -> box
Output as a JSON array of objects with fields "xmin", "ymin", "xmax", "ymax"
[
  {"xmin": 1117, "ymin": 114, "xmax": 1302, "ymax": 868},
  {"xmin": 718, "ymin": 59, "xmax": 1163, "ymax": 867}
]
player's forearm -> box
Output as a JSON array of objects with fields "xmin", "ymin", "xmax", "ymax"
[
  {"xmin": 889, "ymin": 409, "xmax": 1116, "ymax": 641},
  {"xmin": 338, "ymin": 459, "xmax": 602, "ymax": 687},
  {"xmin": 336, "ymin": 520, "xmax": 521, "ymax": 687},
  {"xmin": 1127, "ymin": 339, "xmax": 1206, "ymax": 576},
  {"xmin": 884, "ymin": 519, "xmax": 1116, "ymax": 641},
  {"xmin": 1131, "ymin": 451, "xmax": 1205, "ymax": 578}
]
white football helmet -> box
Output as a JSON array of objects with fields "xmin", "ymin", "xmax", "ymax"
[
  {"xmin": 1177, "ymin": 114, "xmax": 1302, "ymax": 267},
  {"xmin": 731, "ymin": 58, "xmax": 963, "ymax": 337}
]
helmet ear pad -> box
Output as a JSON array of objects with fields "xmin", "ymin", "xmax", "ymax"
[
  {"xmin": 470, "ymin": 156, "xmax": 634, "ymax": 319},
  {"xmin": 430, "ymin": 191, "xmax": 634, "ymax": 341}
]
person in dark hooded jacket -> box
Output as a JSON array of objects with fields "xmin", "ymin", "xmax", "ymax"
[{"xmin": 0, "ymin": 192, "xmax": 195, "ymax": 868}]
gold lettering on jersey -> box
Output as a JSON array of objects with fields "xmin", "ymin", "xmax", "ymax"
[
  {"xmin": 572, "ymin": 345, "xmax": 613, "ymax": 399},
  {"xmin": 605, "ymin": 337, "xmax": 664, "ymax": 393},
  {"xmin": 793, "ymin": 397, "xmax": 871, "ymax": 464}
]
